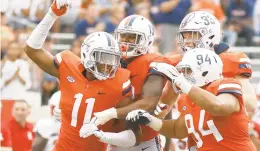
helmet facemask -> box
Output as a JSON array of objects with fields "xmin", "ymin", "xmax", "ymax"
[
  {"xmin": 176, "ymin": 65, "xmax": 196, "ymax": 84},
  {"xmin": 170, "ymin": 64, "xmax": 196, "ymax": 93},
  {"xmin": 83, "ymin": 47, "xmax": 121, "ymax": 80},
  {"xmin": 177, "ymin": 30, "xmax": 204, "ymax": 53},
  {"xmin": 115, "ymin": 29, "xmax": 147, "ymax": 58}
]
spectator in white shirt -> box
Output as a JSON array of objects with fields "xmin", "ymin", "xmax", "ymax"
[{"xmin": 1, "ymin": 42, "xmax": 31, "ymax": 100}]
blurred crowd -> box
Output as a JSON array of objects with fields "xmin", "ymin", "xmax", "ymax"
[{"xmin": 1, "ymin": 0, "xmax": 260, "ymax": 104}]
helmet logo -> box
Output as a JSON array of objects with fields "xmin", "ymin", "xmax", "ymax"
[{"xmin": 180, "ymin": 13, "xmax": 195, "ymax": 28}]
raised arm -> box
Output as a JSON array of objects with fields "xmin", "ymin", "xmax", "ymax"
[{"xmin": 24, "ymin": 0, "xmax": 70, "ymax": 77}]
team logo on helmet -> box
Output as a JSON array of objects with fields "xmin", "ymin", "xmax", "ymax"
[{"xmin": 180, "ymin": 13, "xmax": 196, "ymax": 28}]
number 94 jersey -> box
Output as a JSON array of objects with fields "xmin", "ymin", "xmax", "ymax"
[
  {"xmin": 53, "ymin": 51, "xmax": 132, "ymax": 151},
  {"xmin": 177, "ymin": 78, "xmax": 256, "ymax": 151}
]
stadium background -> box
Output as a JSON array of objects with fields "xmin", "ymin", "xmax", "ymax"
[{"xmin": 1, "ymin": 0, "xmax": 260, "ymax": 150}]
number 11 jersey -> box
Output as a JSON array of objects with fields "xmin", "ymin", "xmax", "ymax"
[{"xmin": 53, "ymin": 51, "xmax": 132, "ymax": 151}]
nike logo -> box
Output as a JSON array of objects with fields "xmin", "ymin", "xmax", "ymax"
[
  {"xmin": 130, "ymin": 74, "xmax": 138, "ymax": 79},
  {"xmin": 142, "ymin": 146, "xmax": 150, "ymax": 151},
  {"xmin": 98, "ymin": 91, "xmax": 106, "ymax": 95}
]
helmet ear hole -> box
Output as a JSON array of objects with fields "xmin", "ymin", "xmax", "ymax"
[
  {"xmin": 202, "ymin": 71, "xmax": 208, "ymax": 77},
  {"xmin": 209, "ymin": 35, "xmax": 215, "ymax": 39}
]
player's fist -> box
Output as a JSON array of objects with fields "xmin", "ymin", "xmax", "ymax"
[
  {"xmin": 93, "ymin": 108, "xmax": 117, "ymax": 126},
  {"xmin": 50, "ymin": 0, "xmax": 71, "ymax": 16},
  {"xmin": 127, "ymin": 110, "xmax": 163, "ymax": 131},
  {"xmin": 149, "ymin": 62, "xmax": 180, "ymax": 83},
  {"xmin": 126, "ymin": 110, "xmax": 152, "ymax": 125},
  {"xmin": 79, "ymin": 122, "xmax": 99, "ymax": 138}
]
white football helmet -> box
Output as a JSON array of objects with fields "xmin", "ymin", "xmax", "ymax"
[
  {"xmin": 115, "ymin": 15, "xmax": 155, "ymax": 58},
  {"xmin": 177, "ymin": 11, "xmax": 221, "ymax": 52},
  {"xmin": 81, "ymin": 32, "xmax": 122, "ymax": 80},
  {"xmin": 176, "ymin": 48, "xmax": 223, "ymax": 87}
]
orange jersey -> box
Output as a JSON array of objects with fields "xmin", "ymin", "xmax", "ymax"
[
  {"xmin": 220, "ymin": 52, "xmax": 252, "ymax": 78},
  {"xmin": 53, "ymin": 51, "xmax": 132, "ymax": 151},
  {"xmin": 168, "ymin": 52, "xmax": 252, "ymax": 78},
  {"xmin": 123, "ymin": 53, "xmax": 171, "ymax": 142},
  {"xmin": 169, "ymin": 52, "xmax": 252, "ymax": 149},
  {"xmin": 177, "ymin": 78, "xmax": 256, "ymax": 151}
]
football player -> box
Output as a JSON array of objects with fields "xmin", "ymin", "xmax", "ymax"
[
  {"xmin": 156, "ymin": 11, "xmax": 257, "ymax": 150},
  {"xmin": 80, "ymin": 15, "xmax": 171, "ymax": 150},
  {"xmin": 159, "ymin": 11, "xmax": 256, "ymax": 118},
  {"xmin": 126, "ymin": 49, "xmax": 257, "ymax": 151},
  {"xmin": 24, "ymin": 0, "xmax": 140, "ymax": 150},
  {"xmin": 32, "ymin": 91, "xmax": 61, "ymax": 151}
]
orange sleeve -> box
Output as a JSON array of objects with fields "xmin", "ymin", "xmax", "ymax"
[
  {"xmin": 237, "ymin": 54, "xmax": 252, "ymax": 78},
  {"xmin": 122, "ymin": 79, "xmax": 132, "ymax": 97},
  {"xmin": 54, "ymin": 50, "xmax": 71, "ymax": 68},
  {"xmin": 217, "ymin": 78, "xmax": 242, "ymax": 99},
  {"xmin": 117, "ymin": 69, "xmax": 133, "ymax": 98},
  {"xmin": 221, "ymin": 52, "xmax": 252, "ymax": 78}
]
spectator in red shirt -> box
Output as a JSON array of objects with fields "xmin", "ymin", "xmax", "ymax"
[{"xmin": 8, "ymin": 100, "xmax": 34, "ymax": 151}]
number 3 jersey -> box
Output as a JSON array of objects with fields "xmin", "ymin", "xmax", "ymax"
[
  {"xmin": 177, "ymin": 78, "xmax": 256, "ymax": 151},
  {"xmin": 53, "ymin": 51, "xmax": 132, "ymax": 151}
]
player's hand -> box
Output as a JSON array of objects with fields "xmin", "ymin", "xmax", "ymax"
[
  {"xmin": 149, "ymin": 62, "xmax": 180, "ymax": 83},
  {"xmin": 92, "ymin": 108, "xmax": 117, "ymax": 126},
  {"xmin": 93, "ymin": 130, "xmax": 105, "ymax": 141},
  {"xmin": 53, "ymin": 106, "xmax": 61, "ymax": 122},
  {"xmin": 150, "ymin": 62, "xmax": 192, "ymax": 94},
  {"xmin": 126, "ymin": 110, "xmax": 153, "ymax": 125},
  {"xmin": 154, "ymin": 103, "xmax": 168, "ymax": 116},
  {"xmin": 50, "ymin": 0, "xmax": 71, "ymax": 16},
  {"xmin": 79, "ymin": 118, "xmax": 99, "ymax": 138}
]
